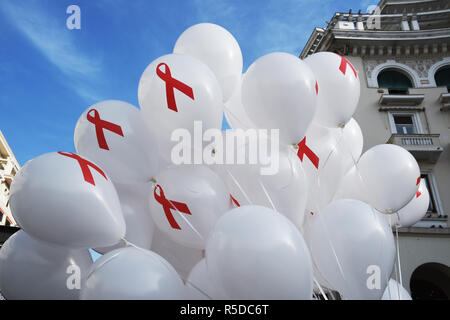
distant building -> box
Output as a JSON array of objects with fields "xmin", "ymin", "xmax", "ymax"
[
  {"xmin": 0, "ymin": 130, "xmax": 19, "ymax": 228},
  {"xmin": 301, "ymin": 0, "xmax": 450, "ymax": 299}
]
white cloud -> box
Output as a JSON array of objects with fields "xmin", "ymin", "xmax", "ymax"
[{"xmin": 0, "ymin": 1, "xmax": 104, "ymax": 102}]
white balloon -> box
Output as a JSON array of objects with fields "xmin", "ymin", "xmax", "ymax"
[
  {"xmin": 138, "ymin": 53, "xmax": 223, "ymax": 163},
  {"xmin": 381, "ymin": 279, "xmax": 412, "ymax": 300},
  {"xmin": 242, "ymin": 52, "xmax": 317, "ymax": 145},
  {"xmin": 185, "ymin": 259, "xmax": 224, "ymax": 300},
  {"xmin": 299, "ymin": 122, "xmax": 347, "ymax": 214},
  {"xmin": 333, "ymin": 164, "xmax": 365, "ymax": 202},
  {"xmin": 386, "ymin": 180, "xmax": 429, "ymax": 228},
  {"xmin": 9, "ymin": 152, "xmax": 125, "ymax": 249},
  {"xmin": 74, "ymin": 100, "xmax": 159, "ymax": 184},
  {"xmin": 213, "ymin": 134, "xmax": 308, "ymax": 229},
  {"xmin": 151, "ymin": 227, "xmax": 203, "ymax": 280},
  {"xmin": 80, "ymin": 246, "xmax": 186, "ymax": 300},
  {"xmin": 223, "ymin": 75, "xmax": 256, "ymax": 130},
  {"xmin": 206, "ymin": 205, "xmax": 313, "ymax": 300},
  {"xmin": 305, "ymin": 199, "xmax": 396, "ymax": 300},
  {"xmin": 339, "ymin": 118, "xmax": 364, "ymax": 173},
  {"xmin": 356, "ymin": 144, "xmax": 420, "ymax": 214},
  {"xmin": 94, "ymin": 182, "xmax": 155, "ymax": 254},
  {"xmin": 174, "ymin": 23, "xmax": 243, "ymax": 102},
  {"xmin": 0, "ymin": 230, "xmax": 92, "ymax": 300},
  {"xmin": 149, "ymin": 165, "xmax": 230, "ymax": 249},
  {"xmin": 304, "ymin": 52, "xmax": 360, "ymax": 127}
]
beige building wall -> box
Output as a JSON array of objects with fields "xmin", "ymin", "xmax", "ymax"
[{"xmin": 0, "ymin": 130, "xmax": 20, "ymax": 227}]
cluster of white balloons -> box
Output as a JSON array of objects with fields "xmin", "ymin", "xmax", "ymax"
[{"xmin": 0, "ymin": 23, "xmax": 426, "ymax": 300}]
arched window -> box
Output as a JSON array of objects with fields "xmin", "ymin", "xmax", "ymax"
[
  {"xmin": 377, "ymin": 69, "xmax": 413, "ymax": 94},
  {"xmin": 434, "ymin": 66, "xmax": 450, "ymax": 92}
]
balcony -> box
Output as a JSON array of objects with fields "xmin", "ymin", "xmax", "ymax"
[
  {"xmin": 440, "ymin": 93, "xmax": 450, "ymax": 111},
  {"xmin": 387, "ymin": 133, "xmax": 443, "ymax": 163},
  {"xmin": 379, "ymin": 93, "xmax": 425, "ymax": 106}
]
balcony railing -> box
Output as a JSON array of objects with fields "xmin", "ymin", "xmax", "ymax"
[
  {"xmin": 387, "ymin": 133, "xmax": 443, "ymax": 163},
  {"xmin": 379, "ymin": 93, "xmax": 425, "ymax": 106}
]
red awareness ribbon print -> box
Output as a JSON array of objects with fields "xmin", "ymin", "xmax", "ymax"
[
  {"xmin": 156, "ymin": 62, "xmax": 194, "ymax": 112},
  {"xmin": 297, "ymin": 137, "xmax": 320, "ymax": 169},
  {"xmin": 86, "ymin": 109, "xmax": 124, "ymax": 151},
  {"xmin": 416, "ymin": 190, "xmax": 422, "ymax": 198},
  {"xmin": 230, "ymin": 194, "xmax": 240, "ymax": 207},
  {"xmin": 334, "ymin": 53, "xmax": 357, "ymax": 79},
  {"xmin": 153, "ymin": 184, "xmax": 192, "ymax": 230},
  {"xmin": 58, "ymin": 152, "xmax": 107, "ymax": 186}
]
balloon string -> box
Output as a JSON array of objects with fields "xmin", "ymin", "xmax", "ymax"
[
  {"xmin": 395, "ymin": 225, "xmax": 403, "ymax": 292},
  {"xmin": 183, "ymin": 278, "xmax": 213, "ymax": 300},
  {"xmin": 313, "ymin": 127, "xmax": 348, "ymax": 299},
  {"xmin": 313, "ymin": 277, "xmax": 328, "ymax": 300},
  {"xmin": 257, "ymin": 178, "xmax": 277, "ymax": 212},
  {"xmin": 223, "ymin": 167, "xmax": 254, "ymax": 205}
]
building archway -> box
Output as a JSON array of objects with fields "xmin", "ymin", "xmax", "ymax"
[
  {"xmin": 377, "ymin": 68, "xmax": 414, "ymax": 94},
  {"xmin": 434, "ymin": 66, "xmax": 450, "ymax": 92},
  {"xmin": 410, "ymin": 263, "xmax": 450, "ymax": 300}
]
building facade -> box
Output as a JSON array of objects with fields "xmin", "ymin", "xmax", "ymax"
[
  {"xmin": 0, "ymin": 130, "xmax": 19, "ymax": 228},
  {"xmin": 301, "ymin": 0, "xmax": 450, "ymax": 299}
]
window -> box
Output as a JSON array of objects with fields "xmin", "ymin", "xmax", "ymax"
[
  {"xmin": 421, "ymin": 174, "xmax": 437, "ymax": 213},
  {"xmin": 388, "ymin": 112, "xmax": 423, "ymax": 134},
  {"xmin": 420, "ymin": 172, "xmax": 444, "ymax": 217},
  {"xmin": 378, "ymin": 69, "xmax": 413, "ymax": 94},
  {"xmin": 435, "ymin": 66, "xmax": 450, "ymax": 92}
]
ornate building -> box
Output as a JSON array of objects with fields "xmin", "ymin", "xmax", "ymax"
[
  {"xmin": 301, "ymin": 0, "xmax": 450, "ymax": 299},
  {"xmin": 0, "ymin": 130, "xmax": 19, "ymax": 228}
]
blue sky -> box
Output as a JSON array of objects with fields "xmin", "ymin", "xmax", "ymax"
[{"xmin": 1, "ymin": 0, "xmax": 373, "ymax": 165}]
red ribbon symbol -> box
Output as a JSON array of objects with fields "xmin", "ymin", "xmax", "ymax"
[
  {"xmin": 335, "ymin": 54, "xmax": 357, "ymax": 79},
  {"xmin": 58, "ymin": 152, "xmax": 107, "ymax": 186},
  {"xmin": 416, "ymin": 190, "xmax": 421, "ymax": 198},
  {"xmin": 153, "ymin": 184, "xmax": 191, "ymax": 230},
  {"xmin": 86, "ymin": 109, "xmax": 124, "ymax": 151},
  {"xmin": 230, "ymin": 194, "xmax": 240, "ymax": 207},
  {"xmin": 156, "ymin": 63, "xmax": 194, "ymax": 112},
  {"xmin": 297, "ymin": 137, "xmax": 320, "ymax": 169}
]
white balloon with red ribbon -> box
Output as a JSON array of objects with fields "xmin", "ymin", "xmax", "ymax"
[
  {"xmin": 241, "ymin": 52, "xmax": 317, "ymax": 145},
  {"xmin": 138, "ymin": 54, "xmax": 223, "ymax": 163},
  {"xmin": 386, "ymin": 179, "xmax": 430, "ymax": 228},
  {"xmin": 173, "ymin": 23, "xmax": 243, "ymax": 103},
  {"xmin": 348, "ymin": 144, "xmax": 420, "ymax": 214},
  {"xmin": 148, "ymin": 165, "xmax": 231, "ymax": 249},
  {"xmin": 9, "ymin": 152, "xmax": 125, "ymax": 249},
  {"xmin": 74, "ymin": 100, "xmax": 160, "ymax": 184},
  {"xmin": 297, "ymin": 122, "xmax": 348, "ymax": 216},
  {"xmin": 304, "ymin": 52, "xmax": 360, "ymax": 128}
]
